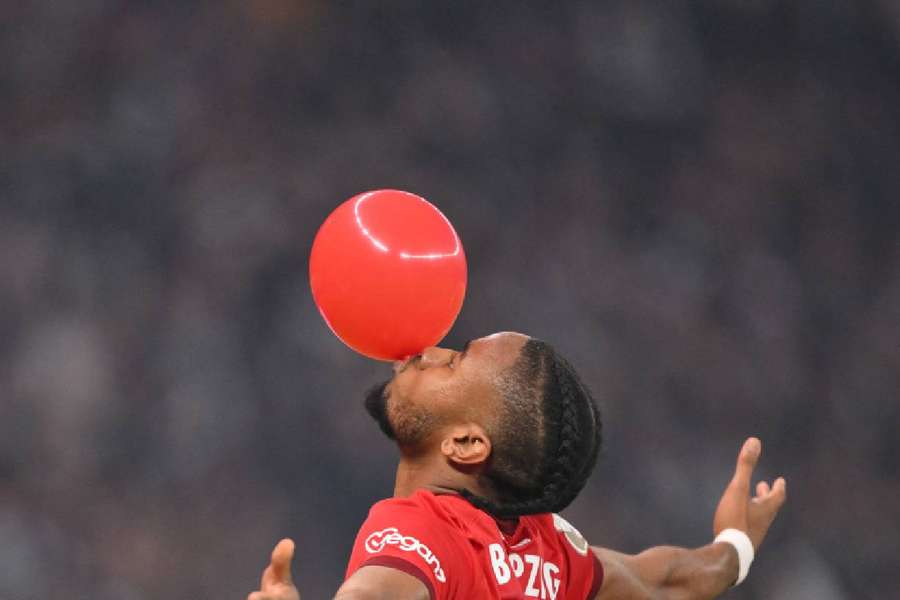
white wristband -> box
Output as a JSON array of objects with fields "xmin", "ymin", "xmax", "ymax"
[{"xmin": 714, "ymin": 528, "xmax": 754, "ymax": 586}]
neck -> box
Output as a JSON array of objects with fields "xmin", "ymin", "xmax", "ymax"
[{"xmin": 393, "ymin": 452, "xmax": 494, "ymax": 499}]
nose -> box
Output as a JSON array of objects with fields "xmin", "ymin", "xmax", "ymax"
[
  {"xmin": 392, "ymin": 346, "xmax": 453, "ymax": 374},
  {"xmin": 416, "ymin": 346, "xmax": 453, "ymax": 369}
]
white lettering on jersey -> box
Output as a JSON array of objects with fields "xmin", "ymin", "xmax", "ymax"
[
  {"xmin": 509, "ymin": 552, "xmax": 525, "ymax": 577},
  {"xmin": 488, "ymin": 544, "xmax": 560, "ymax": 599},
  {"xmin": 489, "ymin": 543, "xmax": 511, "ymax": 584},
  {"xmin": 364, "ymin": 527, "xmax": 446, "ymax": 583},
  {"xmin": 524, "ymin": 554, "xmax": 542, "ymax": 597},
  {"xmin": 543, "ymin": 561, "xmax": 561, "ymax": 600}
]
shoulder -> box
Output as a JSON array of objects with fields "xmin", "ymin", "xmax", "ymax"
[
  {"xmin": 536, "ymin": 513, "xmax": 603, "ymax": 598},
  {"xmin": 352, "ymin": 490, "xmax": 479, "ymax": 563},
  {"xmin": 550, "ymin": 513, "xmax": 592, "ymax": 556},
  {"xmin": 524, "ymin": 513, "xmax": 591, "ymax": 555},
  {"xmin": 367, "ymin": 491, "xmax": 474, "ymax": 532},
  {"xmin": 347, "ymin": 491, "xmax": 480, "ymax": 597},
  {"xmin": 368, "ymin": 490, "xmax": 442, "ymax": 513}
]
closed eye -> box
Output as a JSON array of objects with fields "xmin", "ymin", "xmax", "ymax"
[{"xmin": 450, "ymin": 340, "xmax": 472, "ymax": 369}]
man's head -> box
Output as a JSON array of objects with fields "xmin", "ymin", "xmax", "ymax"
[{"xmin": 364, "ymin": 332, "xmax": 602, "ymax": 518}]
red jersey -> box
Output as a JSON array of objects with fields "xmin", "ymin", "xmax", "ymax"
[{"xmin": 345, "ymin": 490, "xmax": 603, "ymax": 600}]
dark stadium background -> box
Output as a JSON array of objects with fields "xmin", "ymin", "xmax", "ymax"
[{"xmin": 2, "ymin": 2, "xmax": 898, "ymax": 598}]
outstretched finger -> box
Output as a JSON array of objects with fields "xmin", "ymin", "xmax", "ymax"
[
  {"xmin": 731, "ymin": 437, "xmax": 761, "ymax": 492},
  {"xmin": 262, "ymin": 538, "xmax": 295, "ymax": 589},
  {"xmin": 766, "ymin": 477, "xmax": 787, "ymax": 508}
]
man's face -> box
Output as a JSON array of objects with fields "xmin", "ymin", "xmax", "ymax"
[{"xmin": 364, "ymin": 332, "xmax": 530, "ymax": 447}]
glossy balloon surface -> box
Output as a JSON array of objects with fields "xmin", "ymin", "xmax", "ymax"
[{"xmin": 309, "ymin": 190, "xmax": 467, "ymax": 361}]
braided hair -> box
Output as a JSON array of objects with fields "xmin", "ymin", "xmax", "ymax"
[{"xmin": 460, "ymin": 339, "xmax": 603, "ymax": 518}]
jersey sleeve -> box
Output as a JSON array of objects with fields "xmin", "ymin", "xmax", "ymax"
[
  {"xmin": 345, "ymin": 499, "xmax": 471, "ymax": 600},
  {"xmin": 552, "ymin": 514, "xmax": 604, "ymax": 600}
]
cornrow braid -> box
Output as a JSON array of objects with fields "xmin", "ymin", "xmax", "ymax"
[{"xmin": 460, "ymin": 339, "xmax": 603, "ymax": 518}]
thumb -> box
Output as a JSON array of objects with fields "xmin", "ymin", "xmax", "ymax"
[
  {"xmin": 262, "ymin": 538, "xmax": 295, "ymax": 589},
  {"xmin": 730, "ymin": 437, "xmax": 761, "ymax": 493}
]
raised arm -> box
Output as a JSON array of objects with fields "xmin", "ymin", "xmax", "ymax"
[
  {"xmin": 246, "ymin": 540, "xmax": 429, "ymax": 600},
  {"xmin": 333, "ymin": 566, "xmax": 430, "ymax": 600},
  {"xmin": 593, "ymin": 437, "xmax": 787, "ymax": 600}
]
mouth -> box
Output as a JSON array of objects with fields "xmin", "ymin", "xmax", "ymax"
[{"xmin": 393, "ymin": 354, "xmax": 421, "ymax": 374}]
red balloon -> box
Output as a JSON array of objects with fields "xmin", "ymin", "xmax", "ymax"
[{"xmin": 309, "ymin": 190, "xmax": 467, "ymax": 361}]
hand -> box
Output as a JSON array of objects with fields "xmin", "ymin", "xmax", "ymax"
[
  {"xmin": 248, "ymin": 539, "xmax": 300, "ymax": 600},
  {"xmin": 713, "ymin": 437, "xmax": 787, "ymax": 549}
]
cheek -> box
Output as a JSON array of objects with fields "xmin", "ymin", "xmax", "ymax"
[
  {"xmin": 458, "ymin": 382, "xmax": 497, "ymax": 421},
  {"xmin": 399, "ymin": 371, "xmax": 461, "ymax": 412},
  {"xmin": 424, "ymin": 377, "xmax": 485, "ymax": 423}
]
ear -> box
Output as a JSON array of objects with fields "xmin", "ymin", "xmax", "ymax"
[{"xmin": 440, "ymin": 423, "xmax": 492, "ymax": 467}]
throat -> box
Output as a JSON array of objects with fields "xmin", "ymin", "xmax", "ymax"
[
  {"xmin": 392, "ymin": 454, "xmax": 445, "ymax": 497},
  {"xmin": 393, "ymin": 455, "xmax": 494, "ymax": 500}
]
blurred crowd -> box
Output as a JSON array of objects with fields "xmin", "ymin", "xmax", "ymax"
[{"xmin": 2, "ymin": 1, "xmax": 898, "ymax": 598}]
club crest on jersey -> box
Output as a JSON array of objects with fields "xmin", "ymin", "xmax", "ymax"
[
  {"xmin": 364, "ymin": 527, "xmax": 447, "ymax": 583},
  {"xmin": 552, "ymin": 514, "xmax": 589, "ymax": 556}
]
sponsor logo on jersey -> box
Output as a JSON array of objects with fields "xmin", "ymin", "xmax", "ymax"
[
  {"xmin": 552, "ymin": 514, "xmax": 589, "ymax": 556},
  {"xmin": 364, "ymin": 527, "xmax": 447, "ymax": 583}
]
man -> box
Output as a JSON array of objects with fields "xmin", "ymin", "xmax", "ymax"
[{"xmin": 247, "ymin": 332, "xmax": 787, "ymax": 599}]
